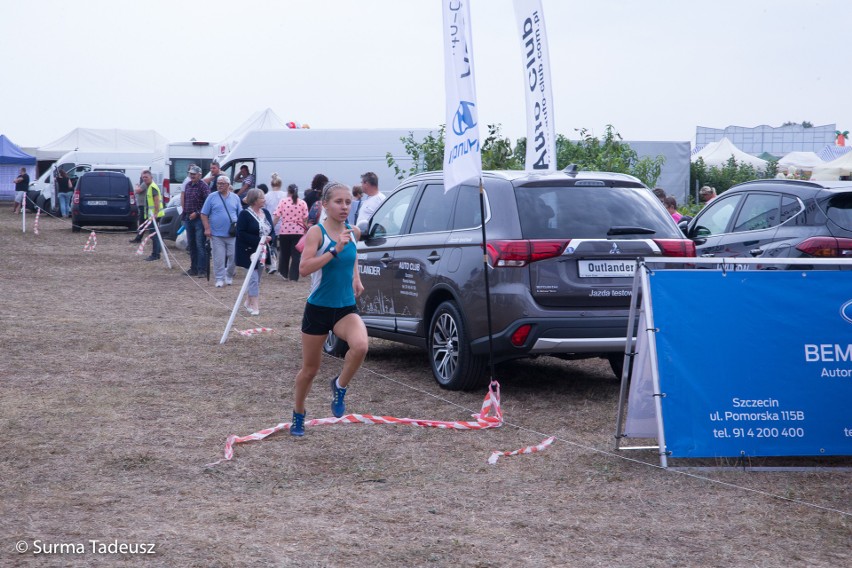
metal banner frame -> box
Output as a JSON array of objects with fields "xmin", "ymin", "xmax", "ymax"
[{"xmin": 615, "ymin": 257, "xmax": 852, "ymax": 468}]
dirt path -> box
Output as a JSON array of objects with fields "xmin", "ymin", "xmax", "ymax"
[{"xmin": 1, "ymin": 212, "xmax": 849, "ymax": 567}]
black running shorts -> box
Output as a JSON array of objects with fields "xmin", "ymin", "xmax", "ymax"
[{"xmin": 301, "ymin": 302, "xmax": 359, "ymax": 335}]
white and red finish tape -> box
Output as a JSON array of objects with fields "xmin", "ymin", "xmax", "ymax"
[
  {"xmin": 208, "ymin": 381, "xmax": 511, "ymax": 466},
  {"xmin": 237, "ymin": 327, "xmax": 275, "ymax": 337},
  {"xmin": 33, "ymin": 208, "xmax": 40, "ymax": 235},
  {"xmin": 488, "ymin": 436, "xmax": 556, "ymax": 464},
  {"xmin": 207, "ymin": 381, "xmax": 554, "ymax": 466},
  {"xmin": 83, "ymin": 231, "xmax": 97, "ymax": 252},
  {"xmin": 136, "ymin": 232, "xmax": 153, "ymax": 255}
]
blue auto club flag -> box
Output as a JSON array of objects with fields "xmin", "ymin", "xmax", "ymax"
[
  {"xmin": 513, "ymin": 0, "xmax": 556, "ymax": 173},
  {"xmin": 443, "ymin": 0, "xmax": 482, "ymax": 191}
]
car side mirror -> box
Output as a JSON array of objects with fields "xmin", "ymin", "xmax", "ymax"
[
  {"xmin": 677, "ymin": 219, "xmax": 689, "ymax": 236},
  {"xmin": 356, "ymin": 219, "xmax": 369, "ymax": 240}
]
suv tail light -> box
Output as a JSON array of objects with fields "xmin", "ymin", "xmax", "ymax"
[
  {"xmin": 72, "ymin": 189, "xmax": 80, "ymax": 205},
  {"xmin": 510, "ymin": 324, "xmax": 532, "ymax": 346},
  {"xmin": 796, "ymin": 237, "xmax": 852, "ymax": 257},
  {"xmin": 163, "ymin": 179, "xmax": 170, "ymax": 204},
  {"xmin": 129, "ymin": 189, "xmax": 137, "ymax": 207},
  {"xmin": 653, "ymin": 239, "xmax": 696, "ymax": 257},
  {"xmin": 486, "ymin": 240, "xmax": 569, "ymax": 267}
]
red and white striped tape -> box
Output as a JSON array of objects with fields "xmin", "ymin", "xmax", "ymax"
[
  {"xmin": 207, "ymin": 381, "xmax": 504, "ymax": 466},
  {"xmin": 137, "ymin": 218, "xmax": 152, "ymax": 234},
  {"xmin": 238, "ymin": 327, "xmax": 275, "ymax": 337},
  {"xmin": 136, "ymin": 232, "xmax": 153, "ymax": 255},
  {"xmin": 33, "ymin": 208, "xmax": 40, "ymax": 235},
  {"xmin": 488, "ymin": 436, "xmax": 555, "ymax": 465},
  {"xmin": 83, "ymin": 231, "xmax": 97, "ymax": 252}
]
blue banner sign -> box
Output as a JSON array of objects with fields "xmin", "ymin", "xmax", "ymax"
[{"xmin": 649, "ymin": 270, "xmax": 852, "ymax": 458}]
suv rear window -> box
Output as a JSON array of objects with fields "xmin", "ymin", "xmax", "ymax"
[
  {"xmin": 825, "ymin": 192, "xmax": 852, "ymax": 230},
  {"xmin": 79, "ymin": 175, "xmax": 130, "ymax": 198},
  {"xmin": 515, "ymin": 185, "xmax": 679, "ymax": 239}
]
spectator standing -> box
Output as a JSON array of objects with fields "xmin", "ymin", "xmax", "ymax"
[
  {"xmin": 201, "ymin": 176, "xmax": 242, "ymax": 287},
  {"xmin": 12, "ymin": 167, "xmax": 29, "ymax": 214},
  {"xmin": 130, "ymin": 173, "xmax": 147, "ymax": 243},
  {"xmin": 273, "ymin": 183, "xmax": 308, "ymax": 281},
  {"xmin": 664, "ymin": 196, "xmax": 683, "ymax": 222},
  {"xmin": 141, "ymin": 170, "xmax": 165, "ymax": 262},
  {"xmin": 264, "ymin": 173, "xmax": 286, "ymax": 221},
  {"xmin": 181, "ymin": 165, "xmax": 211, "ymax": 277},
  {"xmin": 356, "ymin": 171, "xmax": 385, "ymax": 225},
  {"xmin": 55, "ymin": 169, "xmax": 74, "ymax": 218},
  {"xmin": 304, "ymin": 173, "xmax": 328, "ymax": 227},
  {"xmin": 304, "ymin": 173, "xmax": 326, "ymax": 211},
  {"xmin": 289, "ymin": 182, "xmax": 367, "ymax": 437},
  {"xmin": 346, "ymin": 184, "xmax": 364, "ymax": 225},
  {"xmin": 235, "ymin": 188, "xmax": 275, "ymax": 316},
  {"xmin": 203, "ymin": 159, "xmax": 224, "ymax": 190},
  {"xmin": 652, "ymin": 187, "xmax": 667, "ymax": 204},
  {"xmin": 699, "ymin": 186, "xmax": 717, "ymax": 207}
]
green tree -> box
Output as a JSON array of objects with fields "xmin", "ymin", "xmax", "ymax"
[
  {"xmin": 386, "ymin": 124, "xmax": 522, "ymax": 180},
  {"xmin": 553, "ymin": 126, "xmax": 665, "ymax": 187},
  {"xmin": 387, "ymin": 123, "xmax": 664, "ymax": 187},
  {"xmin": 690, "ymin": 156, "xmax": 764, "ymax": 197}
]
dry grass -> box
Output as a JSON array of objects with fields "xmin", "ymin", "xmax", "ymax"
[{"xmin": 1, "ymin": 211, "xmax": 850, "ymax": 567}]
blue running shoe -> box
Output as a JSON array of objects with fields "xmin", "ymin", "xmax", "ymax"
[
  {"xmin": 330, "ymin": 376, "xmax": 347, "ymax": 418},
  {"xmin": 290, "ymin": 411, "xmax": 305, "ymax": 437}
]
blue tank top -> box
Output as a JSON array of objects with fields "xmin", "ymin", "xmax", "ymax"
[{"xmin": 307, "ymin": 223, "xmax": 357, "ymax": 308}]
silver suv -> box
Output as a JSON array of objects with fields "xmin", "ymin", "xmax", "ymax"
[{"xmin": 326, "ymin": 169, "xmax": 695, "ymax": 390}]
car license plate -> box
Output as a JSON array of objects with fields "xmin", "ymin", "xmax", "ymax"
[
  {"xmin": 578, "ymin": 259, "xmax": 636, "ymax": 278},
  {"xmin": 87, "ymin": 200, "xmax": 108, "ymax": 206}
]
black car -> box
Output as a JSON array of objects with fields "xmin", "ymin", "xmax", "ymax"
[
  {"xmin": 684, "ymin": 179, "xmax": 852, "ymax": 260},
  {"xmin": 326, "ymin": 168, "xmax": 696, "ymax": 390},
  {"xmin": 158, "ymin": 202, "xmax": 183, "ymax": 241},
  {"xmin": 71, "ymin": 171, "xmax": 138, "ymax": 232}
]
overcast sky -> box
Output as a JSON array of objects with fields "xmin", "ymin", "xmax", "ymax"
[{"xmin": 2, "ymin": 0, "xmax": 849, "ymax": 149}]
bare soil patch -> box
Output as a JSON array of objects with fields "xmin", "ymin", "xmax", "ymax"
[{"xmin": 1, "ymin": 212, "xmax": 850, "ymax": 567}]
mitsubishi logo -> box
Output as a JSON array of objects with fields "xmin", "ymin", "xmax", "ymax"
[{"xmin": 609, "ymin": 243, "xmax": 621, "ymax": 255}]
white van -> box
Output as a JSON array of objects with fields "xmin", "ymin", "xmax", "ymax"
[
  {"xmin": 30, "ymin": 149, "xmax": 155, "ymax": 203},
  {"xmin": 150, "ymin": 141, "xmax": 217, "ymax": 203},
  {"xmin": 28, "ymin": 162, "xmax": 149, "ymax": 211},
  {"xmin": 216, "ymin": 128, "xmax": 434, "ymax": 196}
]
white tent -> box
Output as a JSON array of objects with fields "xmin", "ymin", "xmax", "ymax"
[
  {"xmin": 777, "ymin": 151, "xmax": 824, "ymax": 172},
  {"xmin": 216, "ymin": 108, "xmax": 290, "ymax": 158},
  {"xmin": 809, "ymin": 151, "xmax": 852, "ymax": 180},
  {"xmin": 691, "ymin": 137, "xmax": 768, "ymax": 170},
  {"xmin": 35, "ymin": 128, "xmax": 168, "ymax": 161}
]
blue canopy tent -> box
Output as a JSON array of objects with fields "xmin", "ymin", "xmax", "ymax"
[{"xmin": 0, "ymin": 135, "xmax": 36, "ymax": 201}]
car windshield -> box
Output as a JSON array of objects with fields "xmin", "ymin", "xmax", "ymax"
[{"xmin": 514, "ymin": 185, "xmax": 679, "ymax": 239}]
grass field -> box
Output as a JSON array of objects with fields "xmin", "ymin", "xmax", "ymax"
[{"xmin": 1, "ymin": 210, "xmax": 849, "ymax": 567}]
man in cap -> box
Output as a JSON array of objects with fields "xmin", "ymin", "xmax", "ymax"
[{"xmin": 182, "ymin": 165, "xmax": 211, "ymax": 276}]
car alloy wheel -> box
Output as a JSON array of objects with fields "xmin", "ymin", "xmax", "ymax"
[{"xmin": 428, "ymin": 300, "xmax": 486, "ymax": 391}]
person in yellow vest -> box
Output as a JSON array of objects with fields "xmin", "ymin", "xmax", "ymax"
[{"xmin": 141, "ymin": 170, "xmax": 165, "ymax": 261}]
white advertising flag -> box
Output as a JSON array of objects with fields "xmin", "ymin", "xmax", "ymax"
[
  {"xmin": 442, "ymin": 0, "xmax": 482, "ymax": 191},
  {"xmin": 514, "ymin": 0, "xmax": 556, "ymax": 173}
]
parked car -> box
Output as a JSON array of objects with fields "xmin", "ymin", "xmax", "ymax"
[
  {"xmin": 325, "ymin": 169, "xmax": 696, "ymax": 390},
  {"xmin": 683, "ymin": 179, "xmax": 852, "ymax": 261},
  {"xmin": 158, "ymin": 201, "xmax": 183, "ymax": 241},
  {"xmin": 71, "ymin": 171, "xmax": 138, "ymax": 233}
]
